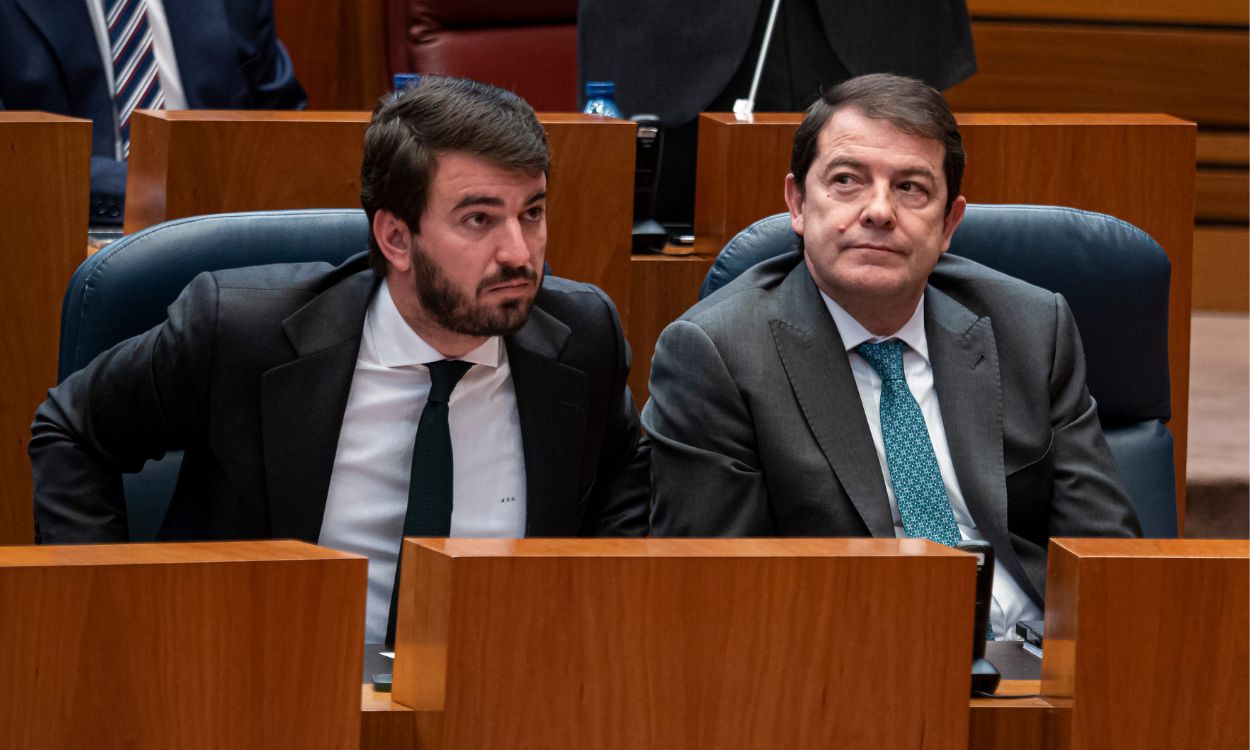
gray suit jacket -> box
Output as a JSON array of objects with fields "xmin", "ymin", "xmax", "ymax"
[
  {"xmin": 32, "ymin": 254, "xmax": 649, "ymax": 543},
  {"xmin": 643, "ymin": 251, "xmax": 1140, "ymax": 604}
]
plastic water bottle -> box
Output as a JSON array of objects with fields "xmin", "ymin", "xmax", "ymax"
[
  {"xmin": 393, "ymin": 73, "xmax": 420, "ymax": 99},
  {"xmin": 583, "ymin": 81, "xmax": 622, "ymax": 118}
]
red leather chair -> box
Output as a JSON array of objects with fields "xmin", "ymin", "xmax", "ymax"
[{"xmin": 384, "ymin": 0, "xmax": 578, "ymax": 111}]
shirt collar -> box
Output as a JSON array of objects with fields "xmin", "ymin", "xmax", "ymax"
[
  {"xmin": 367, "ymin": 279, "xmax": 502, "ymax": 369},
  {"xmin": 819, "ymin": 289, "xmax": 930, "ymax": 364}
]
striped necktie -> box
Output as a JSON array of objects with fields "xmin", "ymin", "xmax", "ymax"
[{"xmin": 103, "ymin": 0, "xmax": 166, "ymax": 157}]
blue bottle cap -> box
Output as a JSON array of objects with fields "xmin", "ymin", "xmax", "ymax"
[
  {"xmin": 585, "ymin": 81, "xmax": 616, "ymax": 98},
  {"xmin": 393, "ymin": 73, "xmax": 420, "ymax": 92}
]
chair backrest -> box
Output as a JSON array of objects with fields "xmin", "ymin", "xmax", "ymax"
[
  {"xmin": 700, "ymin": 205, "xmax": 1177, "ymax": 537},
  {"xmin": 58, "ymin": 209, "xmax": 370, "ymax": 539},
  {"xmin": 383, "ymin": 0, "xmax": 577, "ymax": 111}
]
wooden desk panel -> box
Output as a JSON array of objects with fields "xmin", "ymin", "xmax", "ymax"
[
  {"xmin": 948, "ymin": 23, "xmax": 1247, "ymax": 129},
  {"xmin": 0, "ymin": 113, "xmax": 90, "ymax": 546},
  {"xmin": 1042, "ymin": 538, "xmax": 1249, "ymax": 749},
  {"xmin": 393, "ymin": 538, "xmax": 975, "ymax": 749},
  {"xmin": 124, "ymin": 110, "xmax": 635, "ymax": 326},
  {"xmin": 0, "ymin": 541, "xmax": 367, "ymax": 749},
  {"xmin": 627, "ymin": 254, "xmax": 713, "ymax": 404},
  {"xmin": 671, "ymin": 113, "xmax": 1194, "ymax": 521}
]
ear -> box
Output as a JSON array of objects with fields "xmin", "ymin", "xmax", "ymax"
[
  {"xmin": 784, "ymin": 173, "xmax": 805, "ymax": 237},
  {"xmin": 939, "ymin": 195, "xmax": 967, "ymax": 253},
  {"xmin": 373, "ymin": 210, "xmax": 414, "ymax": 273}
]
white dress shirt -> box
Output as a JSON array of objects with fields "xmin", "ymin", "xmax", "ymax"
[
  {"xmin": 319, "ymin": 281, "xmax": 527, "ymax": 642},
  {"xmin": 820, "ymin": 291, "xmax": 1043, "ymax": 639},
  {"xmin": 85, "ymin": 0, "xmax": 189, "ymax": 159}
]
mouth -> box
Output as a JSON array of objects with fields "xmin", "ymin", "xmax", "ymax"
[
  {"xmin": 847, "ymin": 243, "xmax": 898, "ymax": 253},
  {"xmin": 483, "ymin": 278, "xmax": 533, "ymax": 296}
]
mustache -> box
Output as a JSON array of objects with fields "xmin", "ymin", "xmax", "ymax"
[{"xmin": 478, "ymin": 264, "xmax": 539, "ymax": 292}]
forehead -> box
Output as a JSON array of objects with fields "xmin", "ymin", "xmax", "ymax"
[
  {"xmin": 813, "ymin": 107, "xmax": 946, "ymax": 179},
  {"xmin": 428, "ymin": 151, "xmax": 546, "ymax": 198}
]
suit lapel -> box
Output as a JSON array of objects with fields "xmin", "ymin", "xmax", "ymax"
[
  {"xmin": 925, "ymin": 287, "xmax": 1015, "ymax": 557},
  {"xmin": 261, "ymin": 270, "xmax": 377, "ymax": 541},
  {"xmin": 505, "ymin": 307, "xmax": 589, "ymax": 535},
  {"xmin": 769, "ymin": 264, "xmax": 895, "ymax": 537}
]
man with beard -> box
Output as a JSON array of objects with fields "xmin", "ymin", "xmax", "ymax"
[{"xmin": 30, "ymin": 75, "xmax": 650, "ymax": 643}]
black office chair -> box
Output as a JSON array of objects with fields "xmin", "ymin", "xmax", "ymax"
[
  {"xmin": 700, "ymin": 205, "xmax": 1177, "ymax": 537},
  {"xmin": 57, "ymin": 209, "xmax": 371, "ymax": 540}
]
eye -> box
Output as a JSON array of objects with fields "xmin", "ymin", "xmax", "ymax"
[
  {"xmin": 897, "ymin": 181, "xmax": 933, "ymax": 200},
  {"xmin": 462, "ymin": 213, "xmax": 489, "ymax": 229},
  {"xmin": 831, "ymin": 172, "xmax": 856, "ymax": 186},
  {"xmin": 523, "ymin": 205, "xmax": 545, "ymax": 222}
]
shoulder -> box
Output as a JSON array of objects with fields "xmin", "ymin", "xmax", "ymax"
[
  {"xmin": 930, "ymin": 253, "xmax": 1059, "ymax": 314},
  {"xmin": 209, "ymin": 253, "xmax": 369, "ymax": 294},
  {"xmin": 183, "ymin": 253, "xmax": 372, "ymax": 322},
  {"xmin": 672, "ymin": 251, "xmax": 803, "ymax": 337},
  {"xmin": 532, "ymin": 274, "xmax": 623, "ymax": 333}
]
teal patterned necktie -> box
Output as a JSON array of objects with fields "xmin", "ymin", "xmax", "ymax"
[
  {"xmin": 385, "ymin": 358, "xmax": 473, "ymax": 647},
  {"xmin": 857, "ymin": 340, "xmax": 994, "ymax": 639},
  {"xmin": 856, "ymin": 340, "xmax": 961, "ymax": 546}
]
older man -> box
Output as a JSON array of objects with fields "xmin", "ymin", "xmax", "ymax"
[
  {"xmin": 643, "ymin": 74, "xmax": 1140, "ymax": 638},
  {"xmin": 32, "ymin": 76, "xmax": 649, "ymax": 642}
]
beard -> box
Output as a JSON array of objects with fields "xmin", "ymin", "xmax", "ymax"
[{"xmin": 409, "ymin": 241, "xmax": 540, "ymax": 337}]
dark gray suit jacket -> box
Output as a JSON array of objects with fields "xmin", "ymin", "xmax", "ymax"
[
  {"xmin": 32, "ymin": 254, "xmax": 649, "ymax": 543},
  {"xmin": 643, "ymin": 252, "xmax": 1140, "ymax": 604}
]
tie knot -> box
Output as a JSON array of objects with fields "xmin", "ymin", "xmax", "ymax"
[
  {"xmin": 857, "ymin": 339, "xmax": 907, "ymax": 381},
  {"xmin": 426, "ymin": 359, "xmax": 472, "ymax": 403}
]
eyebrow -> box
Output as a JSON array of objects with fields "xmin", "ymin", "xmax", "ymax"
[
  {"xmin": 818, "ymin": 159, "xmax": 938, "ymax": 183},
  {"xmin": 451, "ymin": 191, "xmax": 548, "ymax": 212}
]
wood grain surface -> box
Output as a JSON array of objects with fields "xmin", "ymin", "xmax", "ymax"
[
  {"xmin": 273, "ymin": 0, "xmax": 387, "ymax": 110},
  {"xmin": 123, "ymin": 111, "xmax": 635, "ymax": 326},
  {"xmin": 1196, "ymin": 167, "xmax": 1249, "ymax": 223},
  {"xmin": 392, "ymin": 538, "xmax": 976, "ymax": 749},
  {"xmin": 1196, "ymin": 132, "xmax": 1249, "ymax": 167},
  {"xmin": 1042, "ymin": 538, "xmax": 1249, "ymax": 749},
  {"xmin": 1193, "ymin": 226, "xmax": 1249, "ymax": 311},
  {"xmin": 967, "ymin": 0, "xmax": 1246, "ymax": 26},
  {"xmin": 0, "ymin": 540, "xmax": 367, "ymax": 749},
  {"xmin": 627, "ymin": 254, "xmax": 714, "ymax": 404},
  {"xmin": 948, "ymin": 22, "xmax": 1248, "ymax": 128},
  {"xmin": 0, "ymin": 113, "xmax": 90, "ymax": 546}
]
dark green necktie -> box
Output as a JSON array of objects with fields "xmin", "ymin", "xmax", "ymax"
[{"xmin": 386, "ymin": 359, "xmax": 472, "ymax": 647}]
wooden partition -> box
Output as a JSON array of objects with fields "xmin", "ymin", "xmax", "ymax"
[
  {"xmin": 273, "ymin": 0, "xmax": 386, "ymax": 110},
  {"xmin": 957, "ymin": 0, "xmax": 1249, "ymax": 311},
  {"xmin": 391, "ymin": 537, "xmax": 975, "ymax": 749},
  {"xmin": 1042, "ymin": 538, "xmax": 1249, "ymax": 749},
  {"xmin": 0, "ymin": 540, "xmax": 367, "ymax": 749},
  {"xmin": 0, "ymin": 113, "xmax": 90, "ymax": 546},
  {"xmin": 631, "ymin": 113, "xmax": 1194, "ymax": 516},
  {"xmin": 124, "ymin": 110, "xmax": 636, "ymax": 325}
]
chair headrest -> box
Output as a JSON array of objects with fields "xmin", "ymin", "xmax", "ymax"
[{"xmin": 59, "ymin": 210, "xmax": 370, "ymax": 381}]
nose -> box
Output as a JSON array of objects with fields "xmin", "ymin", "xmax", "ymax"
[
  {"xmin": 495, "ymin": 218, "xmax": 533, "ymax": 267},
  {"xmin": 860, "ymin": 181, "xmax": 896, "ymax": 229}
]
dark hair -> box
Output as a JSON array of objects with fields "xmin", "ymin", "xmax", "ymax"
[
  {"xmin": 790, "ymin": 73, "xmax": 965, "ymax": 214},
  {"xmin": 360, "ymin": 75, "xmax": 551, "ymax": 275}
]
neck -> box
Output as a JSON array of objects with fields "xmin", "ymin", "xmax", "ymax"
[
  {"xmin": 402, "ymin": 313, "xmax": 489, "ymax": 359},
  {"xmin": 384, "ymin": 277, "xmax": 488, "ymax": 359},
  {"xmin": 832, "ymin": 291, "xmax": 923, "ymax": 339}
]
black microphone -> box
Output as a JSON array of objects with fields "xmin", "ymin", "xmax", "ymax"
[{"xmin": 956, "ymin": 539, "xmax": 1001, "ymax": 695}]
